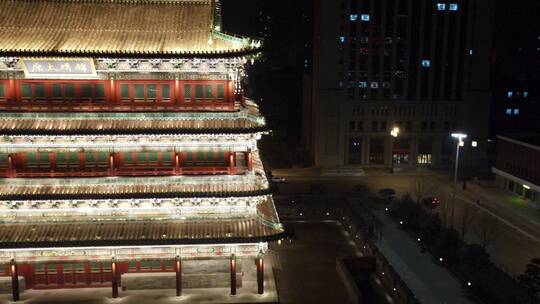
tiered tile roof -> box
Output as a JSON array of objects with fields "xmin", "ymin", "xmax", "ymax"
[
  {"xmin": 0, "ymin": 218, "xmax": 282, "ymax": 249},
  {"xmin": 0, "ymin": 108, "xmax": 267, "ymax": 135},
  {"xmin": 0, "ymin": 0, "xmax": 261, "ymax": 57}
]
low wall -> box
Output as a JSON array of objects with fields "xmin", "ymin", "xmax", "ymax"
[
  {"xmin": 0, "ymin": 277, "xmax": 25, "ymax": 294},
  {"xmin": 122, "ymin": 272, "xmax": 243, "ymax": 290},
  {"xmin": 122, "ymin": 259, "xmax": 244, "ymax": 291},
  {"xmin": 336, "ymin": 259, "xmax": 361, "ymax": 304}
]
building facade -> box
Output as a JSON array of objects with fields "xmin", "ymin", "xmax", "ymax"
[
  {"xmin": 303, "ymin": 0, "xmax": 495, "ymax": 169},
  {"xmin": 493, "ymin": 135, "xmax": 540, "ymax": 203},
  {"xmin": 0, "ymin": 0, "xmax": 282, "ymax": 300},
  {"xmin": 489, "ymin": 0, "xmax": 540, "ymax": 137}
]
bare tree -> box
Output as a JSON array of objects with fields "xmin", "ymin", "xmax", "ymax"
[
  {"xmin": 414, "ymin": 177, "xmax": 434, "ymax": 204},
  {"xmin": 460, "ymin": 204, "xmax": 476, "ymax": 241},
  {"xmin": 477, "ymin": 213, "xmax": 498, "ymax": 249},
  {"xmin": 441, "ymin": 193, "xmax": 457, "ymax": 230}
]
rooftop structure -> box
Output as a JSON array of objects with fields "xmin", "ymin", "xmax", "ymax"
[
  {"xmin": 0, "ymin": 0, "xmax": 281, "ymax": 300},
  {"xmin": 493, "ymin": 134, "xmax": 540, "ymax": 204}
]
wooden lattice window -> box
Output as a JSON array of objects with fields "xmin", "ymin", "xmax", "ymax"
[{"xmin": 217, "ymin": 84, "xmax": 224, "ymax": 99}]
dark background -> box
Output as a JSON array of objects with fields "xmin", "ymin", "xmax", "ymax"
[{"xmin": 221, "ymin": 0, "xmax": 540, "ymax": 168}]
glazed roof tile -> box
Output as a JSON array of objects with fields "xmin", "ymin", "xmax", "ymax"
[
  {"xmin": 0, "ymin": 174, "xmax": 270, "ymax": 200},
  {"xmin": 0, "ymin": 0, "xmax": 261, "ymax": 57},
  {"xmin": 0, "ymin": 111, "xmax": 266, "ymax": 135},
  {"xmin": 0, "ymin": 218, "xmax": 284, "ymax": 249}
]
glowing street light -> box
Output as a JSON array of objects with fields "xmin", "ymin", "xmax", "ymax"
[
  {"xmin": 390, "ymin": 127, "xmax": 400, "ymax": 174},
  {"xmin": 451, "ymin": 133, "xmax": 467, "ymax": 184},
  {"xmin": 390, "ymin": 127, "xmax": 400, "ymax": 138}
]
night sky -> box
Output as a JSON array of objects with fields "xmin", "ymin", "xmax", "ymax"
[{"xmin": 221, "ymin": 0, "xmax": 539, "ymax": 166}]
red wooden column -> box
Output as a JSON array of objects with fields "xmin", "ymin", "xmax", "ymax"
[
  {"xmin": 247, "ymin": 150, "xmax": 253, "ymax": 172},
  {"xmin": 109, "ymin": 153, "xmax": 115, "ymax": 176},
  {"xmin": 111, "ymin": 258, "xmax": 118, "ymax": 298},
  {"xmin": 8, "ymin": 78, "xmax": 16, "ymax": 102},
  {"xmin": 7, "ymin": 154, "xmax": 13, "ymax": 177},
  {"xmin": 256, "ymin": 254, "xmax": 264, "ymax": 295},
  {"xmin": 230, "ymin": 254, "xmax": 237, "ymax": 295},
  {"xmin": 11, "ymin": 259, "xmax": 19, "ymax": 302},
  {"xmin": 109, "ymin": 78, "xmax": 116, "ymax": 105},
  {"xmin": 175, "ymin": 256, "xmax": 182, "ymax": 297},
  {"xmin": 175, "ymin": 152, "xmax": 181, "ymax": 175},
  {"xmin": 175, "ymin": 79, "xmax": 181, "ymax": 106},
  {"xmin": 227, "ymin": 80, "xmax": 234, "ymax": 104},
  {"xmin": 229, "ymin": 152, "xmax": 235, "ymax": 175},
  {"xmin": 57, "ymin": 264, "xmax": 64, "ymax": 287}
]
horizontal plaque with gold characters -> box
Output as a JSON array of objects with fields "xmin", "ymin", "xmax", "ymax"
[{"xmin": 22, "ymin": 58, "xmax": 98, "ymax": 79}]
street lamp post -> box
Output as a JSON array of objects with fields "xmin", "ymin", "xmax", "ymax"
[
  {"xmin": 451, "ymin": 133, "xmax": 467, "ymax": 184},
  {"xmin": 390, "ymin": 127, "xmax": 400, "ymax": 174}
]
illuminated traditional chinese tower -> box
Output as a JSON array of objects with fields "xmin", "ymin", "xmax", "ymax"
[{"xmin": 0, "ymin": 0, "xmax": 283, "ymax": 300}]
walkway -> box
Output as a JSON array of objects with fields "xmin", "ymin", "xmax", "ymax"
[{"xmin": 372, "ymin": 210, "xmax": 473, "ymax": 304}]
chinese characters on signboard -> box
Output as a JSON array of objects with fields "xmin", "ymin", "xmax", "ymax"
[{"xmin": 22, "ymin": 59, "xmax": 97, "ymax": 79}]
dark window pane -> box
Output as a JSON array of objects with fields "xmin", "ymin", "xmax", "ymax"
[
  {"xmin": 81, "ymin": 84, "xmax": 92, "ymax": 98},
  {"xmin": 0, "ymin": 84, "xmax": 4, "ymax": 97},
  {"xmin": 34, "ymin": 84, "xmax": 45, "ymax": 98},
  {"xmin": 162, "ymin": 84, "xmax": 170, "ymax": 99},
  {"xmin": 184, "ymin": 84, "xmax": 192, "ymax": 99},
  {"xmin": 52, "ymin": 84, "xmax": 62, "ymax": 98},
  {"xmin": 95, "ymin": 84, "xmax": 105, "ymax": 98},
  {"xmin": 217, "ymin": 84, "xmax": 224, "ymax": 99},
  {"xmin": 147, "ymin": 84, "xmax": 157, "ymax": 99},
  {"xmin": 134, "ymin": 84, "xmax": 145, "ymax": 99},
  {"xmin": 21, "ymin": 84, "xmax": 32, "ymax": 98},
  {"xmin": 195, "ymin": 84, "xmax": 204, "ymax": 99},
  {"xmin": 120, "ymin": 84, "xmax": 130, "ymax": 99},
  {"xmin": 65, "ymin": 84, "xmax": 75, "ymax": 98},
  {"xmin": 204, "ymin": 85, "xmax": 213, "ymax": 99}
]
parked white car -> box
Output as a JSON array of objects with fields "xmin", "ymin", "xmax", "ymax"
[{"xmin": 270, "ymin": 176, "xmax": 286, "ymax": 183}]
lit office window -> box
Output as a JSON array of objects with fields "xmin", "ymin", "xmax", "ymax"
[
  {"xmin": 417, "ymin": 154, "xmax": 432, "ymax": 165},
  {"xmin": 437, "ymin": 3, "xmax": 446, "ymax": 11},
  {"xmin": 469, "ymin": 49, "xmax": 473, "ymax": 55},
  {"xmin": 371, "ymin": 82, "xmax": 379, "ymax": 89},
  {"xmin": 339, "ymin": 36, "xmax": 346, "ymax": 43},
  {"xmin": 449, "ymin": 4, "xmax": 458, "ymax": 11},
  {"xmin": 506, "ymin": 108, "xmax": 512, "ymax": 115},
  {"xmin": 514, "ymin": 109, "xmax": 520, "ymax": 115},
  {"xmin": 361, "ymin": 14, "xmax": 370, "ymax": 21},
  {"xmin": 422, "ymin": 60, "xmax": 431, "ymax": 67},
  {"xmin": 359, "ymin": 81, "xmax": 367, "ymax": 88},
  {"xmin": 524, "ymin": 91, "xmax": 529, "ymax": 98},
  {"xmin": 350, "ymin": 14, "xmax": 358, "ymax": 21},
  {"xmin": 507, "ymin": 91, "xmax": 513, "ymax": 98}
]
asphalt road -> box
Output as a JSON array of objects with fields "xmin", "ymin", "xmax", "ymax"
[{"xmin": 272, "ymin": 171, "xmax": 540, "ymax": 275}]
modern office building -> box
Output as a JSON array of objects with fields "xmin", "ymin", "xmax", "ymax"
[
  {"xmin": 489, "ymin": 0, "xmax": 540, "ymax": 136},
  {"xmin": 303, "ymin": 0, "xmax": 495, "ymax": 169},
  {"xmin": 0, "ymin": 0, "xmax": 282, "ymax": 300},
  {"xmin": 493, "ymin": 135, "xmax": 540, "ymax": 204}
]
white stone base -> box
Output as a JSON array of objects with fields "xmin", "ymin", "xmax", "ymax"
[{"xmin": 121, "ymin": 272, "xmax": 243, "ymax": 290}]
